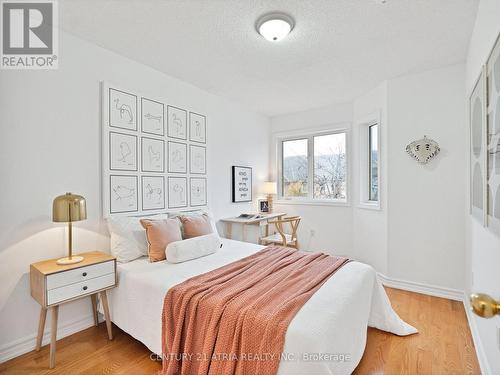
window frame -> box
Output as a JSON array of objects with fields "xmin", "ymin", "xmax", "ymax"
[
  {"xmin": 276, "ymin": 126, "xmax": 350, "ymax": 206},
  {"xmin": 368, "ymin": 123, "xmax": 379, "ymax": 202},
  {"xmin": 358, "ymin": 113, "xmax": 381, "ymax": 210}
]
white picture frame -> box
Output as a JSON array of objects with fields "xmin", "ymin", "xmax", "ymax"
[
  {"xmin": 168, "ymin": 141, "xmax": 187, "ymax": 173},
  {"xmin": 168, "ymin": 177, "xmax": 188, "ymax": 208},
  {"xmin": 486, "ymin": 32, "xmax": 500, "ymax": 234},
  {"xmin": 109, "ymin": 132, "xmax": 137, "ymax": 171},
  {"xmin": 110, "ymin": 175, "xmax": 138, "ymax": 213},
  {"xmin": 189, "ymin": 112, "xmax": 206, "ymax": 143},
  {"xmin": 142, "ymin": 176, "xmax": 165, "ymax": 211},
  {"xmin": 141, "ymin": 97, "xmax": 164, "ymax": 136},
  {"xmin": 141, "ymin": 137, "xmax": 164, "ymax": 173},
  {"xmin": 190, "ymin": 145, "xmax": 206, "ymax": 174},
  {"xmin": 109, "ymin": 88, "xmax": 137, "ymax": 131},
  {"xmin": 190, "ymin": 177, "xmax": 207, "ymax": 207},
  {"xmin": 167, "ymin": 105, "xmax": 187, "ymax": 140},
  {"xmin": 469, "ymin": 68, "xmax": 487, "ymax": 225}
]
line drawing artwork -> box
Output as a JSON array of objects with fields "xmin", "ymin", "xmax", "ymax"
[
  {"xmin": 113, "ymin": 185, "xmax": 136, "ymax": 201},
  {"xmin": 190, "ymin": 113, "xmax": 206, "ymax": 143},
  {"xmin": 141, "ymin": 98, "xmax": 164, "ymax": 135},
  {"xmin": 148, "ymin": 145, "xmax": 161, "ymax": 165},
  {"xmin": 190, "ymin": 178, "xmax": 207, "ymax": 206},
  {"xmin": 190, "ymin": 145, "xmax": 206, "ymax": 174},
  {"xmin": 168, "ymin": 141, "xmax": 187, "ymax": 173},
  {"xmin": 142, "ymin": 176, "xmax": 165, "ymax": 210},
  {"xmin": 114, "ymin": 98, "xmax": 134, "ymax": 124},
  {"xmin": 172, "ymin": 114, "xmax": 184, "ymax": 137},
  {"xmin": 144, "ymin": 183, "xmax": 162, "ymax": 204},
  {"xmin": 168, "ymin": 106, "xmax": 187, "ymax": 139},
  {"xmin": 144, "ymin": 113, "xmax": 162, "ymax": 130},
  {"xmin": 173, "ymin": 183, "xmax": 184, "ymax": 201},
  {"xmin": 109, "ymin": 88, "xmax": 137, "ymax": 130},
  {"xmin": 142, "ymin": 137, "xmax": 164, "ymax": 172},
  {"xmin": 172, "ymin": 149, "xmax": 184, "ymax": 164},
  {"xmin": 110, "ymin": 132, "xmax": 137, "ymax": 171},
  {"xmin": 118, "ymin": 142, "xmax": 131, "ymax": 162},
  {"xmin": 194, "ymin": 120, "xmax": 201, "ymax": 137},
  {"xmin": 109, "ymin": 175, "xmax": 138, "ymax": 213},
  {"xmin": 168, "ymin": 177, "xmax": 187, "ymax": 208}
]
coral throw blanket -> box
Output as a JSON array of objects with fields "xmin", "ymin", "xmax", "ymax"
[{"xmin": 159, "ymin": 246, "xmax": 350, "ymax": 375}]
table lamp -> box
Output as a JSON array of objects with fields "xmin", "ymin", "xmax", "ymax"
[
  {"xmin": 262, "ymin": 182, "xmax": 277, "ymax": 212},
  {"xmin": 53, "ymin": 192, "xmax": 87, "ymax": 265}
]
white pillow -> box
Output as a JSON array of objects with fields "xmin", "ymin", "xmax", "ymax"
[
  {"xmin": 106, "ymin": 214, "xmax": 169, "ymax": 263},
  {"xmin": 166, "ymin": 233, "xmax": 221, "ymax": 264}
]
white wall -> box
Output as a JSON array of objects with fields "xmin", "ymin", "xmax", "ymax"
[
  {"xmin": 352, "ymin": 82, "xmax": 388, "ymax": 274},
  {"xmin": 0, "ymin": 31, "xmax": 270, "ymax": 361},
  {"xmin": 465, "ymin": 0, "xmax": 500, "ymax": 373},
  {"xmin": 270, "ymin": 103, "xmax": 354, "ymax": 255},
  {"xmin": 270, "ymin": 64, "xmax": 466, "ymax": 291},
  {"xmin": 386, "ymin": 64, "xmax": 466, "ymax": 290}
]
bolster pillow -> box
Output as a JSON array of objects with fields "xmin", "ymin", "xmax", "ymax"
[{"xmin": 166, "ymin": 233, "xmax": 221, "ymax": 263}]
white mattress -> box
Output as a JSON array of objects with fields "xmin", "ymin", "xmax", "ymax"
[{"xmin": 106, "ymin": 239, "xmax": 416, "ymax": 375}]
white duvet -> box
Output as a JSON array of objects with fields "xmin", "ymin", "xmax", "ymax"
[{"xmin": 105, "ymin": 239, "xmax": 417, "ymax": 374}]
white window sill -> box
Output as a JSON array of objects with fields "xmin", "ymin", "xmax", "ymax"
[
  {"xmin": 357, "ymin": 201, "xmax": 381, "ymax": 211},
  {"xmin": 275, "ymin": 199, "xmax": 350, "ymax": 207}
]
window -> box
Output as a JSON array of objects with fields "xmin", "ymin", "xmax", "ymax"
[
  {"xmin": 359, "ymin": 117, "xmax": 380, "ymax": 208},
  {"xmin": 279, "ymin": 130, "xmax": 347, "ymax": 203},
  {"xmin": 282, "ymin": 139, "xmax": 308, "ymax": 197},
  {"xmin": 314, "ymin": 133, "xmax": 347, "ymax": 200},
  {"xmin": 368, "ymin": 124, "xmax": 379, "ymax": 201}
]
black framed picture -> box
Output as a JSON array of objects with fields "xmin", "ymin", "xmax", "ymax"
[
  {"xmin": 259, "ymin": 199, "xmax": 269, "ymax": 213},
  {"xmin": 232, "ymin": 166, "xmax": 252, "ymax": 203}
]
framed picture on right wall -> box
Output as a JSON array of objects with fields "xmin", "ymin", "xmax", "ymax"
[
  {"xmin": 469, "ymin": 67, "xmax": 487, "ymax": 225},
  {"xmin": 486, "ymin": 32, "xmax": 500, "ymax": 234}
]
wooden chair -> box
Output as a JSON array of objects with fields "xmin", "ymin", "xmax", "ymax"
[{"xmin": 260, "ymin": 216, "xmax": 301, "ymax": 249}]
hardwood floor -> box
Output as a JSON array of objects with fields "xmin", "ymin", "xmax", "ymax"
[{"xmin": 0, "ymin": 288, "xmax": 480, "ymax": 375}]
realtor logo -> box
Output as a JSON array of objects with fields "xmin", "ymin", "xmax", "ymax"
[{"xmin": 1, "ymin": 0, "xmax": 58, "ymax": 69}]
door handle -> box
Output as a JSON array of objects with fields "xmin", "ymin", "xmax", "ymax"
[{"xmin": 470, "ymin": 293, "xmax": 499, "ymax": 318}]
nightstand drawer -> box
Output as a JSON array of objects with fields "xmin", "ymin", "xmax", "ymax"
[
  {"xmin": 47, "ymin": 273, "xmax": 115, "ymax": 305},
  {"xmin": 46, "ymin": 261, "xmax": 114, "ymax": 290}
]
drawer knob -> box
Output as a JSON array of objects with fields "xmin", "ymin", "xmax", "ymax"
[
  {"xmin": 82, "ymin": 272, "xmax": 87, "ymax": 277},
  {"xmin": 83, "ymin": 286, "xmax": 88, "ymax": 291}
]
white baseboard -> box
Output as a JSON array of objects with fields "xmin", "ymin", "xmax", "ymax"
[
  {"xmin": 0, "ymin": 313, "xmax": 97, "ymax": 363},
  {"xmin": 377, "ymin": 273, "xmax": 491, "ymax": 375},
  {"xmin": 377, "ymin": 273, "xmax": 464, "ymax": 301},
  {"xmin": 463, "ymin": 298, "xmax": 492, "ymax": 375}
]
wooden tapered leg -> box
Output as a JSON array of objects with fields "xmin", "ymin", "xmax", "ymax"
[
  {"xmin": 90, "ymin": 294, "xmax": 98, "ymax": 327},
  {"xmin": 100, "ymin": 291, "xmax": 113, "ymax": 340},
  {"xmin": 35, "ymin": 307, "xmax": 47, "ymax": 351},
  {"xmin": 49, "ymin": 305, "xmax": 59, "ymax": 369}
]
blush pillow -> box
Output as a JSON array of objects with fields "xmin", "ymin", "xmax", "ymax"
[
  {"xmin": 166, "ymin": 233, "xmax": 221, "ymax": 264},
  {"xmin": 169, "ymin": 210, "xmax": 220, "ymax": 238},
  {"xmin": 106, "ymin": 214, "xmax": 169, "ymax": 263},
  {"xmin": 140, "ymin": 218, "xmax": 182, "ymax": 262},
  {"xmin": 179, "ymin": 214, "xmax": 213, "ymax": 239}
]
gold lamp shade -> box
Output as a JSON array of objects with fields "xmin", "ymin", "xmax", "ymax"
[
  {"xmin": 53, "ymin": 193, "xmax": 87, "ymax": 222},
  {"xmin": 52, "ymin": 193, "xmax": 87, "ymax": 265}
]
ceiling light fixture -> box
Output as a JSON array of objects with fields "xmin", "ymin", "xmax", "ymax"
[{"xmin": 256, "ymin": 13, "xmax": 294, "ymax": 42}]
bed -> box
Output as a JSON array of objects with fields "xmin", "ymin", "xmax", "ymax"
[{"xmin": 104, "ymin": 238, "xmax": 416, "ymax": 375}]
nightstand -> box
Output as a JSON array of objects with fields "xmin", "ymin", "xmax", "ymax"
[{"xmin": 30, "ymin": 251, "xmax": 117, "ymax": 368}]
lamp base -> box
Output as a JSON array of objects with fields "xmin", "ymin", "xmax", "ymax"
[{"xmin": 56, "ymin": 256, "xmax": 84, "ymax": 265}]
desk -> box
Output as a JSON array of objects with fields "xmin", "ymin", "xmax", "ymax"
[{"xmin": 220, "ymin": 212, "xmax": 286, "ymax": 243}]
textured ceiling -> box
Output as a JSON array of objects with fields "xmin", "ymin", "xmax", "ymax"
[{"xmin": 60, "ymin": 0, "xmax": 478, "ymax": 116}]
